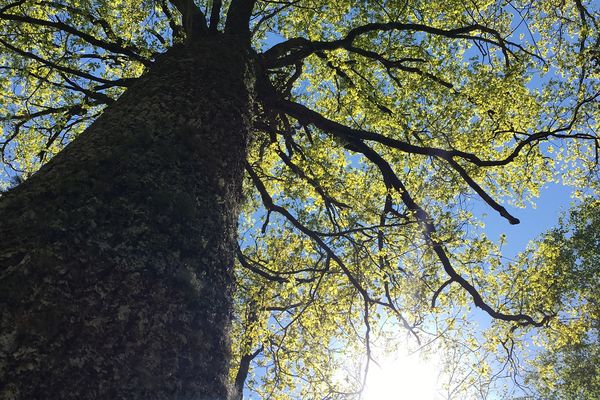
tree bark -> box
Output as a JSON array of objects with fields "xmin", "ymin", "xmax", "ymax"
[{"xmin": 0, "ymin": 35, "xmax": 255, "ymax": 400}]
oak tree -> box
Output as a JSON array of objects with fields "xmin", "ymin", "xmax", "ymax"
[{"xmin": 0, "ymin": 0, "xmax": 598, "ymax": 399}]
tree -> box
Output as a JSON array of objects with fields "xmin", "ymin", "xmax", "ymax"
[
  {"xmin": 0, "ymin": 0, "xmax": 598, "ymax": 399},
  {"xmin": 523, "ymin": 196, "xmax": 600, "ymax": 399}
]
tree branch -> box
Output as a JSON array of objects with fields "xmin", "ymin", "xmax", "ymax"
[
  {"xmin": 0, "ymin": 0, "xmax": 24, "ymax": 14},
  {"xmin": 446, "ymin": 158, "xmax": 519, "ymax": 224},
  {"xmin": 0, "ymin": 12, "xmax": 151, "ymax": 66},
  {"xmin": 209, "ymin": 0, "xmax": 222, "ymax": 32},
  {"xmin": 233, "ymin": 345, "xmax": 263, "ymax": 400},
  {"xmin": 245, "ymin": 161, "xmax": 380, "ymax": 306},
  {"xmin": 160, "ymin": 0, "xmax": 183, "ymax": 38},
  {"xmin": 344, "ymin": 45, "xmax": 454, "ymax": 89},
  {"xmin": 237, "ymin": 248, "xmax": 287, "ymax": 283},
  {"xmin": 261, "ymin": 91, "xmax": 553, "ymax": 327},
  {"xmin": 0, "ymin": 38, "xmax": 135, "ymax": 87},
  {"xmin": 431, "ymin": 279, "xmax": 454, "ymax": 308},
  {"xmin": 225, "ymin": 0, "xmax": 257, "ymax": 36},
  {"xmin": 346, "ymin": 137, "xmax": 552, "ymax": 327},
  {"xmin": 168, "ymin": 0, "xmax": 208, "ymax": 37},
  {"xmin": 270, "ymin": 97, "xmax": 520, "ymax": 224},
  {"xmin": 261, "ymin": 22, "xmax": 523, "ymax": 68},
  {"xmin": 251, "ymin": 0, "xmax": 300, "ymax": 35}
]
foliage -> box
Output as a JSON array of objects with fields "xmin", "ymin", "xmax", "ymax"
[
  {"xmin": 524, "ymin": 197, "xmax": 600, "ymax": 399},
  {"xmin": 1, "ymin": 0, "xmax": 599, "ymax": 398}
]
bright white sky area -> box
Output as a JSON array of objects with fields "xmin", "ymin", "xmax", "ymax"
[{"xmin": 362, "ymin": 349, "xmax": 442, "ymax": 400}]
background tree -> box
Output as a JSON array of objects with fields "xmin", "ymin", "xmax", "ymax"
[
  {"xmin": 0, "ymin": 0, "xmax": 598, "ymax": 399},
  {"xmin": 520, "ymin": 196, "xmax": 600, "ymax": 399}
]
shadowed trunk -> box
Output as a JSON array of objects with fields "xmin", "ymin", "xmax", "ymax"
[{"xmin": 0, "ymin": 35, "xmax": 255, "ymax": 400}]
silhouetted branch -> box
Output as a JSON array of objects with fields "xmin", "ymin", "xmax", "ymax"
[
  {"xmin": 225, "ymin": 0, "xmax": 257, "ymax": 36},
  {"xmin": 271, "ymin": 97, "xmax": 520, "ymax": 224},
  {"xmin": 347, "ymin": 138, "xmax": 552, "ymax": 327},
  {"xmin": 209, "ymin": 0, "xmax": 222, "ymax": 32},
  {"xmin": 260, "ymin": 92, "xmax": 554, "ymax": 327},
  {"xmin": 0, "ymin": 11, "xmax": 151, "ymax": 66},
  {"xmin": 431, "ymin": 279, "xmax": 454, "ymax": 308},
  {"xmin": 168, "ymin": 0, "xmax": 208, "ymax": 37},
  {"xmin": 245, "ymin": 160, "xmax": 384, "ymax": 307},
  {"xmin": 261, "ymin": 22, "xmax": 532, "ymax": 68},
  {"xmin": 251, "ymin": 0, "xmax": 300, "ymax": 35},
  {"xmin": 159, "ymin": 0, "xmax": 182, "ymax": 38},
  {"xmin": 0, "ymin": 38, "xmax": 135, "ymax": 87},
  {"xmin": 233, "ymin": 345, "xmax": 263, "ymax": 400}
]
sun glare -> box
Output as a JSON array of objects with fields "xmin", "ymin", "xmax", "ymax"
[{"xmin": 362, "ymin": 350, "xmax": 442, "ymax": 400}]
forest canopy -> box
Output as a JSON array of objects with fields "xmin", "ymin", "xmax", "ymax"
[{"xmin": 0, "ymin": 0, "xmax": 598, "ymax": 398}]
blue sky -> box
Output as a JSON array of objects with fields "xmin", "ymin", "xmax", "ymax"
[{"xmin": 477, "ymin": 182, "xmax": 574, "ymax": 259}]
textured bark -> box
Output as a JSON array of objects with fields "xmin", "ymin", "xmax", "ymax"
[{"xmin": 0, "ymin": 35, "xmax": 255, "ymax": 400}]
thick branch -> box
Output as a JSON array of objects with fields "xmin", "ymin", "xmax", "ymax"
[
  {"xmin": 160, "ymin": 0, "xmax": 183, "ymax": 38},
  {"xmin": 237, "ymin": 248, "xmax": 287, "ymax": 283},
  {"xmin": 446, "ymin": 158, "xmax": 519, "ymax": 224},
  {"xmin": 209, "ymin": 0, "xmax": 222, "ymax": 32},
  {"xmin": 431, "ymin": 279, "xmax": 453, "ymax": 308},
  {"xmin": 169, "ymin": 0, "xmax": 208, "ymax": 37},
  {"xmin": 269, "ymin": 91, "xmax": 598, "ymax": 174},
  {"xmin": 59, "ymin": 74, "xmax": 116, "ymax": 105},
  {"xmin": 0, "ymin": 0, "xmax": 25, "ymax": 14},
  {"xmin": 269, "ymin": 98, "xmax": 483, "ymax": 164},
  {"xmin": 225, "ymin": 0, "xmax": 257, "ymax": 36},
  {"xmin": 233, "ymin": 346, "xmax": 263, "ymax": 400},
  {"xmin": 252, "ymin": 0, "xmax": 300, "ymax": 35},
  {"xmin": 271, "ymin": 98, "xmax": 520, "ymax": 224},
  {"xmin": 262, "ymin": 22, "xmax": 518, "ymax": 68},
  {"xmin": 1, "ymin": 105, "xmax": 76, "ymax": 123}
]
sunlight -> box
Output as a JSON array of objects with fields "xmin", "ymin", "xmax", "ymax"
[{"xmin": 362, "ymin": 350, "xmax": 442, "ymax": 400}]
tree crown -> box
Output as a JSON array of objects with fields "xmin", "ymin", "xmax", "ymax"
[{"xmin": 1, "ymin": 0, "xmax": 599, "ymax": 397}]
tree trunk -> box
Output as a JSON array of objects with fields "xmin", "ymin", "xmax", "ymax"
[{"xmin": 0, "ymin": 35, "xmax": 255, "ymax": 400}]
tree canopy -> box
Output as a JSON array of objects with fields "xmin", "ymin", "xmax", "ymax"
[
  {"xmin": 1, "ymin": 0, "xmax": 599, "ymax": 398},
  {"xmin": 523, "ymin": 196, "xmax": 600, "ymax": 399}
]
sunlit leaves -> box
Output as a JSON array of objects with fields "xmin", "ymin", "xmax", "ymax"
[
  {"xmin": 2, "ymin": 0, "xmax": 599, "ymax": 398},
  {"xmin": 234, "ymin": 1, "xmax": 598, "ymax": 397},
  {"xmin": 0, "ymin": 0, "xmax": 167, "ymax": 173}
]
